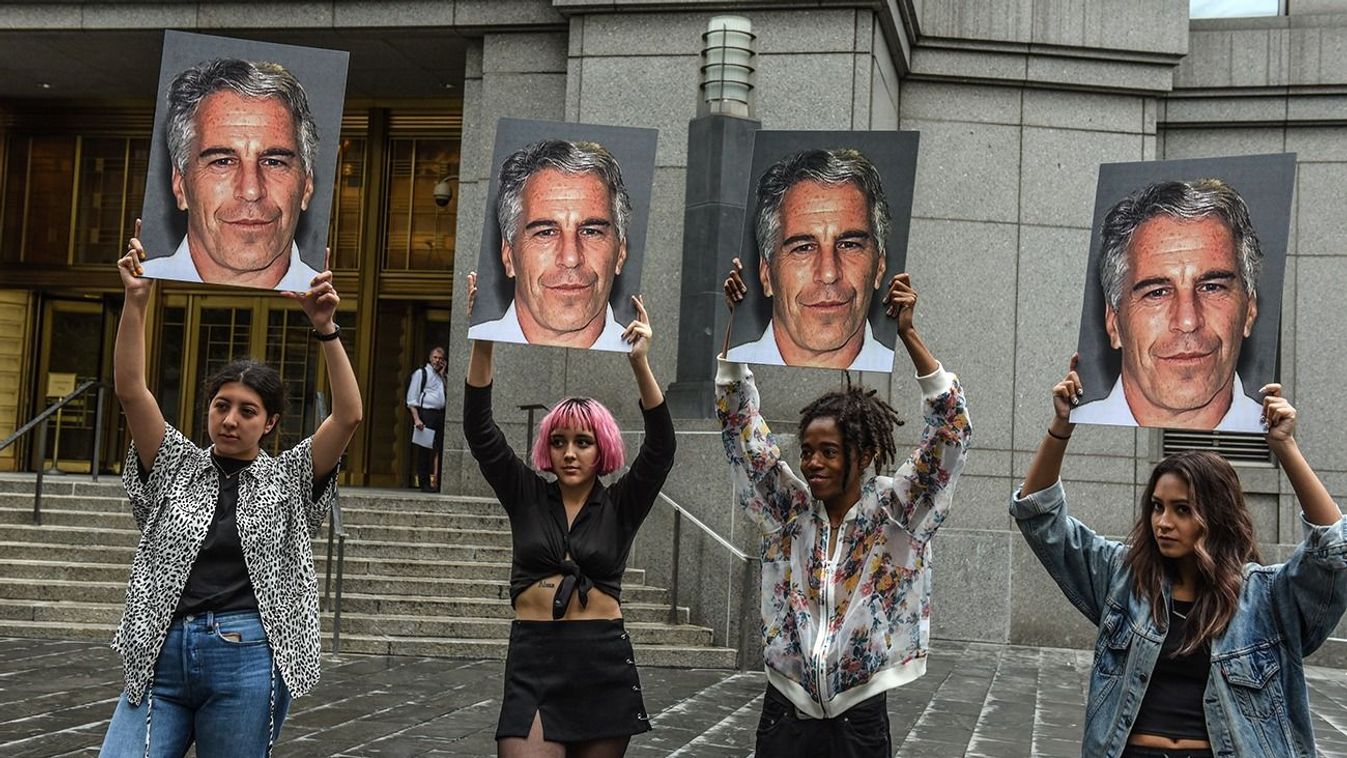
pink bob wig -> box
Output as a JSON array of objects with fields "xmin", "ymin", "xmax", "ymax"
[{"xmin": 530, "ymin": 397, "xmax": 626, "ymax": 476}]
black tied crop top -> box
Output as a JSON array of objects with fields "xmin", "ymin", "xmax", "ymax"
[{"xmin": 462, "ymin": 382, "xmax": 676, "ymax": 616}]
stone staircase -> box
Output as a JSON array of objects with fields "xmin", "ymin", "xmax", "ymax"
[{"xmin": 0, "ymin": 475, "xmax": 738, "ymax": 669}]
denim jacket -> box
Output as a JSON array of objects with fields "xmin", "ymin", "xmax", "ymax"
[
  {"xmin": 1011, "ymin": 480, "xmax": 1347, "ymax": 758},
  {"xmin": 717, "ymin": 359, "xmax": 971, "ymax": 718}
]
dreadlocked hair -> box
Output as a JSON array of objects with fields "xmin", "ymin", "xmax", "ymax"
[{"xmin": 797, "ymin": 375, "xmax": 905, "ymax": 482}]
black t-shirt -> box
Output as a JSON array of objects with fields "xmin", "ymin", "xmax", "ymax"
[
  {"xmin": 174, "ymin": 454, "xmax": 258, "ymax": 618},
  {"xmin": 1131, "ymin": 599, "xmax": 1210, "ymax": 741},
  {"xmin": 462, "ymin": 382, "xmax": 676, "ymax": 615}
]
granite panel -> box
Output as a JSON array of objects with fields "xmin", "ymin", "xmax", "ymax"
[
  {"xmin": 916, "ymin": 0, "xmax": 1034, "ymax": 44},
  {"xmin": 755, "ymin": 52, "xmax": 858, "ymax": 132},
  {"xmin": 1291, "ymin": 257, "xmax": 1347, "ymax": 458},
  {"xmin": 946, "ymin": 475, "xmax": 1015, "ymax": 531},
  {"xmin": 574, "ymin": 55, "xmax": 699, "ymax": 167},
  {"xmin": 930, "ymin": 529, "xmax": 1012, "ymax": 644},
  {"xmin": 1295, "ymin": 163, "xmax": 1347, "ymax": 257},
  {"xmin": 907, "ymin": 47, "xmax": 1030, "ymax": 85},
  {"xmin": 906, "ymin": 218, "xmax": 1019, "ymax": 447},
  {"xmin": 333, "ymin": 1, "xmax": 455, "ymax": 27},
  {"xmin": 1286, "ymin": 127, "xmax": 1347, "ymax": 162},
  {"xmin": 1011, "ymin": 451, "xmax": 1135, "ymax": 486},
  {"xmin": 0, "ymin": 4, "xmax": 81, "ymax": 28},
  {"xmin": 1160, "ymin": 96, "xmax": 1288, "ymax": 127},
  {"xmin": 1026, "ymin": 57, "xmax": 1177, "ymax": 94},
  {"xmin": 453, "ymin": 0, "xmax": 565, "ymax": 27},
  {"xmin": 576, "ymin": 8, "xmax": 861, "ymax": 57},
  {"xmin": 81, "ymin": 2, "xmax": 200, "ymax": 28},
  {"xmin": 898, "ymin": 81, "xmax": 1022, "ymax": 126},
  {"xmin": 1022, "ymin": 90, "xmax": 1146, "ymax": 134},
  {"xmin": 1019, "ymin": 127, "xmax": 1143, "ymax": 229},
  {"xmin": 478, "ymin": 72, "xmax": 568, "ymax": 125},
  {"xmin": 901, "ymin": 119, "xmax": 1021, "ymax": 224},
  {"xmin": 1289, "ymin": 93, "xmax": 1347, "ymax": 123},
  {"xmin": 1159, "ymin": 127, "xmax": 1287, "ymax": 160},
  {"xmin": 1288, "ymin": 25, "xmax": 1347, "ymax": 87},
  {"xmin": 197, "ymin": 2, "xmax": 332, "ymax": 27},
  {"xmin": 482, "ymin": 32, "xmax": 567, "ymax": 74},
  {"xmin": 1009, "ymin": 538, "xmax": 1103, "ymax": 649},
  {"xmin": 1245, "ymin": 492, "xmax": 1282, "ymax": 547},
  {"xmin": 1031, "ymin": 0, "xmax": 1188, "ymax": 56}
]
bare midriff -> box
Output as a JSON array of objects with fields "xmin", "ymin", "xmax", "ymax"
[
  {"xmin": 514, "ymin": 575, "xmax": 622, "ymax": 621},
  {"xmin": 1128, "ymin": 734, "xmax": 1211, "ymax": 750}
]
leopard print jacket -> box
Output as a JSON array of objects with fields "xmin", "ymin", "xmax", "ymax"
[{"xmin": 116, "ymin": 425, "xmax": 337, "ymax": 706}]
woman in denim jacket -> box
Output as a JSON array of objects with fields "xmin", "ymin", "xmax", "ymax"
[{"xmin": 1012, "ymin": 356, "xmax": 1347, "ymax": 758}]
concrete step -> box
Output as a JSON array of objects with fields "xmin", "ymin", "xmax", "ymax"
[
  {"xmin": 335, "ymin": 575, "xmax": 667, "ymax": 604},
  {"xmin": 0, "ymin": 599, "xmax": 122, "ymax": 625},
  {"xmin": 0, "ymin": 541, "xmax": 133, "ymax": 563},
  {"xmin": 338, "ymin": 593, "xmax": 689, "ymax": 624},
  {"xmin": 328, "ymin": 539, "xmax": 513, "ymax": 562},
  {"xmin": 321, "ymin": 613, "xmax": 714, "ymax": 646},
  {"xmin": 0, "ymin": 505, "xmax": 512, "ymax": 533},
  {"xmin": 337, "ymin": 523, "xmax": 513, "ymax": 546},
  {"xmin": 0, "ymin": 559, "xmax": 131, "ymax": 583},
  {"xmin": 0, "ymin": 523, "xmax": 140, "ymax": 546},
  {"xmin": 310, "ymin": 556, "xmax": 643, "ymax": 584},
  {"xmin": 0, "ymin": 577, "xmax": 127, "ymax": 604}
]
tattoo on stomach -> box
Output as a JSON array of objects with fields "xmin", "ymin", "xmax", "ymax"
[{"xmin": 538, "ymin": 580, "xmax": 556, "ymax": 588}]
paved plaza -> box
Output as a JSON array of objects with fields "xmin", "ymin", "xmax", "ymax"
[{"xmin": 4, "ymin": 636, "xmax": 1347, "ymax": 757}]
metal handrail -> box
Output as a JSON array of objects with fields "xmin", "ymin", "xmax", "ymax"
[
  {"xmin": 656, "ymin": 489, "xmax": 760, "ymax": 669},
  {"xmin": 0, "ymin": 379, "xmax": 107, "ymax": 524},
  {"xmin": 315, "ymin": 392, "xmax": 348, "ymax": 655},
  {"xmin": 519, "ymin": 403, "xmax": 549, "ymax": 460}
]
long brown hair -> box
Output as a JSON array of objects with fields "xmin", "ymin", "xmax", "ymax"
[{"xmin": 1125, "ymin": 451, "xmax": 1261, "ymax": 654}]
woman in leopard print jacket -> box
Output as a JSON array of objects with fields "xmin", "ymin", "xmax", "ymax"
[{"xmin": 98, "ymin": 222, "xmax": 363, "ymax": 758}]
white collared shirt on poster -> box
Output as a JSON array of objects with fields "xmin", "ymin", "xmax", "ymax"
[
  {"xmin": 1071, "ymin": 373, "xmax": 1265, "ymax": 432},
  {"xmin": 725, "ymin": 319, "xmax": 895, "ymax": 373},
  {"xmin": 141, "ymin": 236, "xmax": 322, "ymax": 292},
  {"xmin": 467, "ymin": 300, "xmax": 630, "ymax": 352}
]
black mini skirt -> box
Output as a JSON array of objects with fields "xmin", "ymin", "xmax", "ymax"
[{"xmin": 496, "ymin": 618, "xmax": 651, "ymax": 743}]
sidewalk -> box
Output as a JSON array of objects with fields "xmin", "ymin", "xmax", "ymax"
[{"xmin": 3, "ymin": 636, "xmax": 1347, "ymax": 757}]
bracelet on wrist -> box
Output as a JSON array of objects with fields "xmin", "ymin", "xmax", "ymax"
[
  {"xmin": 1047, "ymin": 427, "xmax": 1072, "ymax": 441},
  {"xmin": 313, "ymin": 323, "xmax": 341, "ymax": 342}
]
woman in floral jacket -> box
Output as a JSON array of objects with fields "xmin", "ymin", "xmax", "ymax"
[{"xmin": 718, "ymin": 263, "xmax": 972, "ymax": 757}]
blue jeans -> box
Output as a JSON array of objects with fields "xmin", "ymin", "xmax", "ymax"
[{"xmin": 99, "ymin": 610, "xmax": 291, "ymax": 758}]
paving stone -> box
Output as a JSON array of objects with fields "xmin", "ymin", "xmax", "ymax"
[{"xmin": 4, "ymin": 637, "xmax": 1347, "ymax": 755}]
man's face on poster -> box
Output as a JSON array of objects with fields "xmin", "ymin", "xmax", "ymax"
[
  {"xmin": 500, "ymin": 169, "xmax": 627, "ymax": 340},
  {"xmin": 172, "ymin": 90, "xmax": 314, "ymax": 275},
  {"xmin": 759, "ymin": 180, "xmax": 885, "ymax": 362},
  {"xmin": 1105, "ymin": 214, "xmax": 1257, "ymax": 418}
]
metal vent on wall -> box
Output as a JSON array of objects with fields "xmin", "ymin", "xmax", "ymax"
[{"xmin": 1161, "ymin": 429, "xmax": 1272, "ymax": 464}]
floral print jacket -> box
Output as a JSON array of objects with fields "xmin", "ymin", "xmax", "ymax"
[{"xmin": 716, "ymin": 359, "xmax": 971, "ymax": 718}]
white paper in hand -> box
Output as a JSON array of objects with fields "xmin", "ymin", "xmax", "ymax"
[{"xmin": 412, "ymin": 426, "xmax": 436, "ymax": 449}]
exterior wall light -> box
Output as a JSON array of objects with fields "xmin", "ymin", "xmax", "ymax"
[{"xmin": 700, "ymin": 15, "xmax": 755, "ymax": 117}]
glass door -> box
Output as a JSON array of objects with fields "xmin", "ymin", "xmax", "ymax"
[{"xmin": 34, "ymin": 299, "xmax": 104, "ymax": 472}]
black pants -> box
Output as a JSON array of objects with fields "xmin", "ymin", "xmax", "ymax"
[
  {"xmin": 1121, "ymin": 747, "xmax": 1214, "ymax": 758},
  {"xmin": 755, "ymin": 683, "xmax": 891, "ymax": 758},
  {"xmin": 414, "ymin": 407, "xmax": 443, "ymax": 492}
]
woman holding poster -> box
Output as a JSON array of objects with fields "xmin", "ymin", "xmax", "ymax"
[
  {"xmin": 1012, "ymin": 356, "xmax": 1347, "ymax": 757},
  {"xmin": 99, "ymin": 222, "xmax": 362, "ymax": 757},
  {"xmin": 463, "ymin": 273, "xmax": 675, "ymax": 757}
]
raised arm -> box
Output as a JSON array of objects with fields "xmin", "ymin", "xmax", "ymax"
[
  {"xmin": 1021, "ymin": 354, "xmax": 1081, "ymax": 497},
  {"xmin": 1264, "ymin": 385, "xmax": 1347, "ymax": 653},
  {"xmin": 465, "ymin": 272, "xmax": 495, "ymax": 389},
  {"xmin": 623, "ymin": 295, "xmax": 662, "ymax": 409},
  {"xmin": 716, "ymin": 258, "xmax": 809, "ymax": 532},
  {"xmin": 115, "ymin": 220, "xmax": 165, "ymax": 470},
  {"xmin": 282, "ymin": 252, "xmax": 362, "ymax": 479},
  {"xmin": 1010, "ymin": 356, "xmax": 1121, "ymax": 625},
  {"xmin": 880, "ymin": 274, "xmax": 972, "ymax": 543}
]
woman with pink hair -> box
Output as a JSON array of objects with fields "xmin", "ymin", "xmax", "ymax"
[{"xmin": 462, "ymin": 273, "xmax": 675, "ymax": 758}]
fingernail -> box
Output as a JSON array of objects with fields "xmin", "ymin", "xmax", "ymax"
[{"xmin": 1071, "ymin": 397, "xmax": 1079, "ymax": 406}]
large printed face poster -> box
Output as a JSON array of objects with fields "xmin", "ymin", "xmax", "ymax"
[
  {"xmin": 724, "ymin": 131, "xmax": 919, "ymax": 373},
  {"xmin": 139, "ymin": 31, "xmax": 349, "ymax": 291},
  {"xmin": 467, "ymin": 118, "xmax": 659, "ymax": 353},
  {"xmin": 1071, "ymin": 153, "xmax": 1295, "ymax": 433}
]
